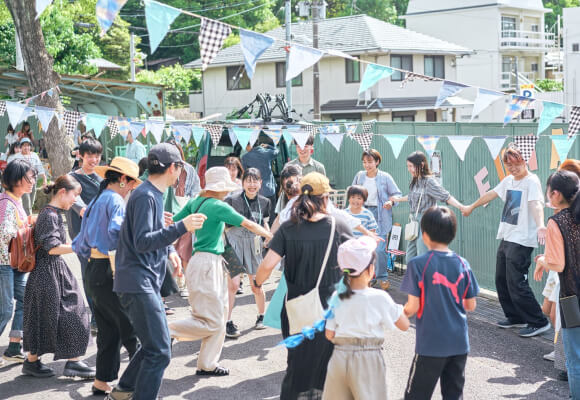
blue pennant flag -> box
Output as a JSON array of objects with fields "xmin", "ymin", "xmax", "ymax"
[
  {"xmin": 144, "ymin": 0, "xmax": 181, "ymax": 54},
  {"xmin": 85, "ymin": 114, "xmax": 109, "ymax": 138},
  {"xmin": 232, "ymin": 127, "xmax": 257, "ymax": 149},
  {"xmin": 129, "ymin": 122, "xmax": 145, "ymax": 139},
  {"xmin": 192, "ymin": 125, "xmax": 206, "ymax": 146},
  {"xmin": 435, "ymin": 81, "xmax": 468, "ymax": 107},
  {"xmin": 537, "ymin": 101, "xmax": 565, "ymax": 137},
  {"xmin": 240, "ymin": 29, "xmax": 274, "ymax": 80},
  {"xmin": 359, "ymin": 64, "xmax": 393, "ymax": 94},
  {"xmin": 96, "ymin": 0, "xmax": 128, "ymax": 36},
  {"xmin": 552, "ymin": 135, "xmax": 575, "ymax": 162},
  {"xmin": 383, "ymin": 134, "xmax": 408, "ymax": 159},
  {"xmin": 35, "ymin": 106, "xmax": 55, "ymax": 133}
]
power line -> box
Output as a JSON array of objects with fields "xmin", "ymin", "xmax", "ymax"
[{"xmin": 120, "ymin": 0, "xmax": 261, "ymax": 17}]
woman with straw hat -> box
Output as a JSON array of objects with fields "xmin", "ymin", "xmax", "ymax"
[{"xmin": 72, "ymin": 157, "xmax": 142, "ymax": 395}]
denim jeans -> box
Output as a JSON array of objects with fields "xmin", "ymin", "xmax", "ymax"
[
  {"xmin": 563, "ymin": 327, "xmax": 580, "ymax": 400},
  {"xmin": 117, "ymin": 291, "xmax": 171, "ymax": 400},
  {"xmin": 0, "ymin": 265, "xmax": 27, "ymax": 339},
  {"xmin": 367, "ymin": 206, "xmax": 388, "ymax": 281}
]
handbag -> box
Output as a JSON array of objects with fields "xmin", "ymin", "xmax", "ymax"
[
  {"xmin": 2, "ymin": 198, "xmax": 38, "ymax": 273},
  {"xmin": 560, "ymin": 295, "xmax": 580, "ymax": 328},
  {"xmin": 405, "ymin": 189, "xmax": 424, "ymax": 242},
  {"xmin": 285, "ymin": 216, "xmax": 335, "ymax": 335}
]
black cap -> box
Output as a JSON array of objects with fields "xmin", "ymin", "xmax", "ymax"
[{"xmin": 148, "ymin": 143, "xmax": 182, "ymax": 167}]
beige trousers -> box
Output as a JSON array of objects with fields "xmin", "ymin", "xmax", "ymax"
[
  {"xmin": 322, "ymin": 338, "xmax": 388, "ymax": 400},
  {"xmin": 168, "ymin": 252, "xmax": 228, "ymax": 371}
]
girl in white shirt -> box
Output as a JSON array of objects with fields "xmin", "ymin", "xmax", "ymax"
[{"xmin": 323, "ymin": 236, "xmax": 409, "ymax": 400}]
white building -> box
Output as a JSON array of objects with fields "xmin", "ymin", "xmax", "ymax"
[
  {"xmin": 564, "ymin": 7, "xmax": 580, "ymax": 111},
  {"xmin": 403, "ymin": 0, "xmax": 556, "ymax": 121},
  {"xmin": 187, "ymin": 15, "xmax": 473, "ymax": 122}
]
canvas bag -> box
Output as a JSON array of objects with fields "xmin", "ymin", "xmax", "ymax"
[
  {"xmin": 405, "ymin": 189, "xmax": 424, "ymax": 242},
  {"xmin": 285, "ymin": 216, "xmax": 335, "ymax": 335},
  {"xmin": 0, "ymin": 197, "xmax": 38, "ymax": 273}
]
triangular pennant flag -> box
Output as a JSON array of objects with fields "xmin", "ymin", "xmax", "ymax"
[
  {"xmin": 282, "ymin": 129, "xmax": 294, "ymax": 145},
  {"xmin": 503, "ymin": 95, "xmax": 535, "ymax": 126},
  {"xmin": 325, "ymin": 133, "xmax": 345, "ymax": 152},
  {"xmin": 483, "ymin": 136, "xmax": 507, "ymax": 160},
  {"xmin": 471, "ymin": 88, "xmax": 504, "ymax": 121},
  {"xmin": 537, "ymin": 101, "xmax": 565, "ymax": 137},
  {"xmin": 362, "ymin": 121, "xmax": 374, "ymax": 135},
  {"xmin": 5, "ymin": 102, "xmax": 27, "ymax": 128},
  {"xmin": 199, "ymin": 18, "xmax": 232, "ymax": 70},
  {"xmin": 383, "ymin": 134, "xmax": 408, "ymax": 159},
  {"xmin": 146, "ymin": 120, "xmax": 165, "ymax": 143},
  {"xmin": 0, "ymin": 101, "xmax": 6, "ymax": 116},
  {"xmin": 172, "ymin": 123, "xmax": 192, "ymax": 143},
  {"xmin": 180, "ymin": 124, "xmax": 192, "ymax": 144},
  {"xmin": 344, "ymin": 123, "xmax": 357, "ymax": 136},
  {"xmin": 435, "ymin": 81, "xmax": 468, "ymax": 107},
  {"xmin": 35, "ymin": 106, "xmax": 55, "ymax": 132},
  {"xmin": 205, "ymin": 124, "xmax": 223, "ymax": 148},
  {"xmin": 240, "ymin": 29, "xmax": 274, "ymax": 80},
  {"xmin": 228, "ymin": 128, "xmax": 238, "ymax": 147},
  {"xmin": 287, "ymin": 44, "xmax": 323, "ymax": 82},
  {"xmin": 96, "ymin": 0, "xmax": 129, "ymax": 35},
  {"xmin": 568, "ymin": 106, "xmax": 580, "ymax": 139},
  {"xmin": 232, "ymin": 127, "xmax": 256, "ymax": 149},
  {"xmin": 265, "ymin": 127, "xmax": 282, "ymax": 145},
  {"xmin": 21, "ymin": 107, "xmax": 34, "ymax": 123},
  {"xmin": 552, "ymin": 135, "xmax": 575, "ymax": 162},
  {"xmin": 63, "ymin": 110, "xmax": 82, "ymax": 136},
  {"xmin": 116, "ymin": 118, "xmax": 131, "ymax": 140},
  {"xmin": 447, "ymin": 136, "xmax": 474, "ymax": 161},
  {"xmin": 107, "ymin": 118, "xmax": 119, "ymax": 138},
  {"xmin": 351, "ymin": 131, "xmax": 373, "ymax": 151},
  {"xmin": 192, "ymin": 125, "xmax": 205, "ymax": 146},
  {"xmin": 319, "ymin": 124, "xmax": 340, "ymax": 134},
  {"xmin": 290, "ymin": 130, "xmax": 311, "ymax": 149},
  {"xmin": 514, "ymin": 135, "xmax": 538, "ymax": 162},
  {"xmin": 417, "ymin": 136, "xmax": 440, "ymax": 158},
  {"xmin": 129, "ymin": 121, "xmax": 145, "ymax": 139},
  {"xmin": 144, "ymin": 0, "xmax": 181, "ymax": 54},
  {"xmin": 36, "ymin": 0, "xmax": 53, "ymax": 19},
  {"xmin": 358, "ymin": 64, "xmax": 393, "ymax": 94}
]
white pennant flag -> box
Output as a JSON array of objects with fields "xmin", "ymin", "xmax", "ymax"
[
  {"xmin": 325, "ymin": 133, "xmax": 345, "ymax": 152},
  {"xmin": 35, "ymin": 106, "xmax": 55, "ymax": 132},
  {"xmin": 471, "ymin": 88, "xmax": 504, "ymax": 121},
  {"xmin": 36, "ymin": 0, "xmax": 52, "ymax": 19},
  {"xmin": 228, "ymin": 128, "xmax": 238, "ymax": 146},
  {"xmin": 5, "ymin": 102, "xmax": 27, "ymax": 128},
  {"xmin": 146, "ymin": 120, "xmax": 165, "ymax": 143},
  {"xmin": 483, "ymin": 136, "xmax": 507, "ymax": 160},
  {"xmin": 447, "ymin": 136, "xmax": 474, "ymax": 161},
  {"xmin": 290, "ymin": 130, "xmax": 311, "ymax": 149},
  {"xmin": 286, "ymin": 44, "xmax": 323, "ymax": 82}
]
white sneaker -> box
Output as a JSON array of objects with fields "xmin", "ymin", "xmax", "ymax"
[
  {"xmin": 179, "ymin": 289, "xmax": 188, "ymax": 298},
  {"xmin": 543, "ymin": 351, "xmax": 555, "ymax": 361}
]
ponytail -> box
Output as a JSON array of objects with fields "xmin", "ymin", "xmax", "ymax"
[
  {"xmin": 290, "ymin": 184, "xmax": 328, "ymax": 223},
  {"xmin": 84, "ymin": 170, "xmax": 133, "ymax": 219},
  {"xmin": 43, "ymin": 175, "xmax": 81, "ymax": 195},
  {"xmin": 338, "ymin": 270, "xmax": 354, "ymax": 300}
]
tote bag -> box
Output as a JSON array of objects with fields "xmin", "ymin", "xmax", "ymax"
[{"xmin": 404, "ymin": 190, "xmax": 424, "ymax": 242}]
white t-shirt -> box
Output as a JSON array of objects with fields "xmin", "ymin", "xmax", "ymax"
[
  {"xmin": 326, "ymin": 288, "xmax": 403, "ymax": 339},
  {"xmin": 362, "ymin": 176, "xmax": 378, "ymax": 207},
  {"xmin": 5, "ymin": 133, "xmax": 18, "ymax": 146},
  {"xmin": 493, "ymin": 173, "xmax": 543, "ymax": 248},
  {"xmin": 279, "ymin": 197, "xmax": 361, "ymax": 231}
]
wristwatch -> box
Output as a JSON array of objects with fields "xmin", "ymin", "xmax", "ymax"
[{"xmin": 253, "ymin": 278, "xmax": 262, "ymax": 288}]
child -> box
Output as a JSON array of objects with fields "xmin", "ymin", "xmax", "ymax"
[
  {"xmin": 345, "ymin": 185, "xmax": 378, "ymax": 237},
  {"xmin": 322, "ymin": 236, "xmax": 410, "ymax": 400},
  {"xmin": 401, "ymin": 206, "xmax": 479, "ymax": 400}
]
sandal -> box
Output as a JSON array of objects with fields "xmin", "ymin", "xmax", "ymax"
[
  {"xmin": 164, "ymin": 306, "xmax": 175, "ymax": 315},
  {"xmin": 196, "ymin": 366, "xmax": 229, "ymax": 376}
]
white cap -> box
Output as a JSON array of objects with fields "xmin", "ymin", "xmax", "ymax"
[{"xmin": 337, "ymin": 236, "xmax": 378, "ymax": 276}]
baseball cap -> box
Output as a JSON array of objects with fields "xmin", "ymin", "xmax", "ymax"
[
  {"xmin": 300, "ymin": 172, "xmax": 331, "ymax": 196},
  {"xmin": 337, "ymin": 236, "xmax": 378, "ymax": 276},
  {"xmin": 148, "ymin": 143, "xmax": 182, "ymax": 167},
  {"xmin": 20, "ymin": 137, "xmax": 32, "ymax": 145}
]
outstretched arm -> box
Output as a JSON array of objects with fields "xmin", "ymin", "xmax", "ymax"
[{"xmin": 462, "ymin": 190, "xmax": 498, "ymax": 217}]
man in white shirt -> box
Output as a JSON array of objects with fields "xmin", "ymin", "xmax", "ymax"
[
  {"xmin": 462, "ymin": 144, "xmax": 550, "ymax": 338},
  {"xmin": 125, "ymin": 131, "xmax": 147, "ymax": 164}
]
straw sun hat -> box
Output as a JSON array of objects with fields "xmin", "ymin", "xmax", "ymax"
[{"xmin": 94, "ymin": 157, "xmax": 142, "ymax": 185}]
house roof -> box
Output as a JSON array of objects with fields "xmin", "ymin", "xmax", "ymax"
[
  {"xmin": 89, "ymin": 58, "xmax": 122, "ymax": 70},
  {"xmin": 320, "ymin": 96, "xmax": 473, "ymax": 113},
  {"xmin": 185, "ymin": 14, "xmax": 473, "ymax": 69}
]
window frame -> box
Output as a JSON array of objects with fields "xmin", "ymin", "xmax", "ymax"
[
  {"xmin": 390, "ymin": 55, "xmax": 413, "ymax": 82},
  {"xmin": 226, "ymin": 65, "xmax": 251, "ymax": 91},
  {"xmin": 345, "ymin": 58, "xmax": 361, "ymax": 83},
  {"xmin": 424, "ymin": 55, "xmax": 445, "ymax": 79},
  {"xmin": 275, "ymin": 62, "xmax": 303, "ymax": 88}
]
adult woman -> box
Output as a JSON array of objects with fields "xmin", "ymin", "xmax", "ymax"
[
  {"xmin": 225, "ymin": 168, "xmax": 271, "ymax": 333},
  {"xmin": 391, "ymin": 151, "xmax": 463, "ymax": 260},
  {"xmin": 22, "ymin": 176, "xmax": 95, "ymax": 378},
  {"xmin": 4, "ymin": 125, "xmax": 18, "ymax": 149},
  {"xmin": 224, "ymin": 156, "xmax": 243, "ymax": 188},
  {"xmin": 0, "ymin": 160, "xmax": 35, "ymax": 365},
  {"xmin": 72, "ymin": 157, "xmax": 141, "ymax": 395},
  {"xmin": 352, "ymin": 149, "xmax": 401, "ymax": 288},
  {"xmin": 17, "ymin": 122, "xmax": 34, "ymax": 146},
  {"xmin": 534, "ymin": 169, "xmax": 580, "ymax": 397},
  {"xmin": 255, "ymin": 172, "xmax": 352, "ymax": 400},
  {"xmin": 7, "ymin": 138, "xmax": 46, "ymax": 216}
]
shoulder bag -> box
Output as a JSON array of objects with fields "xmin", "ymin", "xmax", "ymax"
[
  {"xmin": 2, "ymin": 198, "xmax": 38, "ymax": 273},
  {"xmin": 404, "ymin": 189, "xmax": 424, "ymax": 242},
  {"xmin": 285, "ymin": 216, "xmax": 336, "ymax": 335}
]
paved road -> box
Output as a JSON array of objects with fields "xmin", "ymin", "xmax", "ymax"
[{"xmin": 0, "ymin": 253, "xmax": 570, "ymax": 399}]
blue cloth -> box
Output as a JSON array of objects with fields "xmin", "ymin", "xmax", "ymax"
[
  {"xmin": 367, "ymin": 206, "xmax": 388, "ymax": 281},
  {"xmin": 241, "ymin": 145, "xmax": 279, "ymax": 197},
  {"xmin": 114, "ymin": 180, "xmax": 187, "ymax": 294},
  {"xmin": 72, "ymin": 189, "xmax": 126, "ymax": 260},
  {"xmin": 345, "ymin": 207, "xmax": 378, "ymax": 237},
  {"xmin": 401, "ymin": 250, "xmax": 480, "ymax": 357},
  {"xmin": 563, "ymin": 327, "xmax": 580, "ymax": 399},
  {"xmin": 0, "ymin": 265, "xmax": 27, "ymax": 338},
  {"xmin": 240, "ymin": 29, "xmax": 275, "ymax": 79},
  {"xmin": 352, "ymin": 170, "xmax": 401, "ymax": 235},
  {"xmin": 263, "ymin": 274, "xmax": 287, "ymax": 330},
  {"xmin": 117, "ymin": 291, "xmax": 171, "ymax": 400}
]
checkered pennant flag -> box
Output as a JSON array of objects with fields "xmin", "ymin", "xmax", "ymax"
[
  {"xmin": 107, "ymin": 118, "xmax": 120, "ymax": 139},
  {"xmin": 513, "ymin": 135, "xmax": 538, "ymax": 163},
  {"xmin": 199, "ymin": 18, "xmax": 232, "ymax": 71},
  {"xmin": 568, "ymin": 106, "xmax": 580, "ymax": 139},
  {"xmin": 304, "ymin": 124, "xmax": 319, "ymax": 136},
  {"xmin": 0, "ymin": 101, "xmax": 6, "ymax": 116},
  {"xmin": 204, "ymin": 124, "xmax": 223, "ymax": 148},
  {"xmin": 400, "ymin": 72, "xmax": 439, "ymax": 89},
  {"xmin": 63, "ymin": 110, "xmax": 82, "ymax": 136},
  {"xmin": 351, "ymin": 123, "xmax": 374, "ymax": 151}
]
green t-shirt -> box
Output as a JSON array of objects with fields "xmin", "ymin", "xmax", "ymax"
[{"xmin": 173, "ymin": 196, "xmax": 245, "ymax": 255}]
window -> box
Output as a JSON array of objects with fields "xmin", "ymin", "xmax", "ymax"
[
  {"xmin": 330, "ymin": 113, "xmax": 362, "ymax": 121},
  {"xmin": 226, "ymin": 66, "xmax": 251, "ymax": 90},
  {"xmin": 391, "ymin": 55, "xmax": 413, "ymax": 81},
  {"xmin": 392, "ymin": 111, "xmax": 415, "ymax": 121},
  {"xmin": 531, "ymin": 63, "xmax": 538, "ymax": 72},
  {"xmin": 275, "ymin": 62, "xmax": 302, "ymax": 87},
  {"xmin": 501, "ymin": 16, "xmax": 516, "ymax": 37},
  {"xmin": 426, "ymin": 110, "xmax": 437, "ymax": 122},
  {"xmin": 531, "ymin": 24, "xmax": 539, "ymax": 32},
  {"xmin": 345, "ymin": 59, "xmax": 360, "ymax": 83},
  {"xmin": 573, "ymin": 43, "xmax": 579, "ymax": 52},
  {"xmin": 424, "ymin": 56, "xmax": 445, "ymax": 79}
]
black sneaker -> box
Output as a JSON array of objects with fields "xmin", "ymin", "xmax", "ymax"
[
  {"xmin": 22, "ymin": 359, "xmax": 55, "ymax": 378},
  {"xmin": 226, "ymin": 321, "xmax": 241, "ymax": 339},
  {"xmin": 62, "ymin": 360, "xmax": 96, "ymax": 379},
  {"xmin": 255, "ymin": 315, "xmax": 266, "ymax": 330},
  {"xmin": 3, "ymin": 344, "xmax": 26, "ymax": 363},
  {"xmin": 105, "ymin": 387, "xmax": 134, "ymax": 400},
  {"xmin": 518, "ymin": 322, "xmax": 551, "ymax": 338},
  {"xmin": 558, "ymin": 370, "xmax": 568, "ymax": 381},
  {"xmin": 496, "ymin": 319, "xmax": 527, "ymax": 329}
]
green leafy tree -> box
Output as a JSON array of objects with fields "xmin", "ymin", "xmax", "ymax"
[
  {"xmin": 535, "ymin": 79, "xmax": 564, "ymax": 92},
  {"xmin": 544, "ymin": 0, "xmax": 580, "ymax": 29},
  {"xmin": 136, "ymin": 64, "xmax": 201, "ymax": 107}
]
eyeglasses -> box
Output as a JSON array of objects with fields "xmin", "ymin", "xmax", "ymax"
[{"xmin": 174, "ymin": 161, "xmax": 184, "ymax": 170}]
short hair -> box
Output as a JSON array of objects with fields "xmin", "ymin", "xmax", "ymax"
[
  {"xmin": 347, "ymin": 185, "xmax": 368, "ymax": 202},
  {"xmin": 420, "ymin": 206, "xmax": 457, "ymax": 245},
  {"xmin": 79, "ymin": 138, "xmax": 103, "ymax": 156},
  {"xmin": 242, "ymin": 167, "xmax": 261, "ymax": 182},
  {"xmin": 80, "ymin": 133, "xmax": 94, "ymax": 142},
  {"xmin": 280, "ymin": 164, "xmax": 302, "ymax": 182},
  {"xmin": 2, "ymin": 159, "xmax": 33, "ymax": 192},
  {"xmin": 502, "ymin": 143, "xmax": 525, "ymax": 165},
  {"xmin": 362, "ymin": 149, "xmax": 382, "ymax": 165}
]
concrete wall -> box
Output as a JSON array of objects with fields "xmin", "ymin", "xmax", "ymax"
[{"xmin": 564, "ymin": 7, "xmax": 580, "ymax": 111}]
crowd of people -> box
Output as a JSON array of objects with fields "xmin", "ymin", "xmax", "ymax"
[{"xmin": 0, "ymin": 122, "xmax": 578, "ymax": 400}]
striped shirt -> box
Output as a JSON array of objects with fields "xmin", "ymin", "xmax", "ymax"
[{"xmin": 345, "ymin": 207, "xmax": 378, "ymax": 237}]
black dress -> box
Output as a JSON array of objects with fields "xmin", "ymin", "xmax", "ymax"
[
  {"xmin": 23, "ymin": 205, "xmax": 90, "ymax": 359},
  {"xmin": 268, "ymin": 216, "xmax": 352, "ymax": 400}
]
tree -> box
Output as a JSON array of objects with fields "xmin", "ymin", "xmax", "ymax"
[
  {"xmin": 4, "ymin": 0, "xmax": 73, "ymax": 175},
  {"xmin": 136, "ymin": 64, "xmax": 201, "ymax": 107},
  {"xmin": 544, "ymin": 0, "xmax": 580, "ymax": 29}
]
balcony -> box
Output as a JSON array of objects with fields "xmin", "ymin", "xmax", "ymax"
[
  {"xmin": 500, "ymin": 30, "xmax": 556, "ymax": 51},
  {"xmin": 500, "ymin": 71, "xmax": 539, "ymax": 91}
]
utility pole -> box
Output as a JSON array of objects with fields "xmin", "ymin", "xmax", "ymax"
[
  {"xmin": 312, "ymin": 0, "xmax": 320, "ymax": 120},
  {"xmin": 513, "ymin": 56, "xmax": 520, "ymax": 122},
  {"xmin": 130, "ymin": 33, "xmax": 136, "ymax": 81},
  {"xmin": 285, "ymin": 0, "xmax": 292, "ymax": 113}
]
